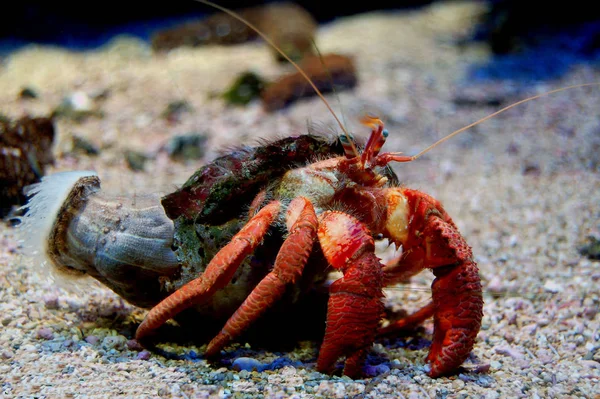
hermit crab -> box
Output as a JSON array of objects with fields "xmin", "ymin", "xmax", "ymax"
[{"xmin": 19, "ymin": 115, "xmax": 483, "ymax": 378}]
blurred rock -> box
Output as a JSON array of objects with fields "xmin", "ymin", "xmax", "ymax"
[
  {"xmin": 579, "ymin": 235, "xmax": 600, "ymax": 260},
  {"xmin": 19, "ymin": 87, "xmax": 39, "ymax": 100},
  {"xmin": 124, "ymin": 150, "xmax": 149, "ymax": 172},
  {"xmin": 151, "ymin": 2, "xmax": 317, "ymax": 62},
  {"xmin": 52, "ymin": 91, "xmax": 104, "ymax": 122},
  {"xmin": 0, "ymin": 115, "xmax": 55, "ymax": 216},
  {"xmin": 222, "ymin": 71, "xmax": 266, "ymax": 106},
  {"xmin": 261, "ymin": 53, "xmax": 357, "ymax": 111},
  {"xmin": 161, "ymin": 100, "xmax": 193, "ymax": 123},
  {"xmin": 71, "ymin": 135, "xmax": 100, "ymax": 156},
  {"xmin": 166, "ymin": 133, "xmax": 208, "ymax": 161}
]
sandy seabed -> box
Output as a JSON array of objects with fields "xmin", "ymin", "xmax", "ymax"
[{"xmin": 1, "ymin": 2, "xmax": 599, "ymax": 398}]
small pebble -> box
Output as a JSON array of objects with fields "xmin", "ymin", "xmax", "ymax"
[
  {"xmin": 72, "ymin": 135, "xmax": 100, "ymax": 156},
  {"xmin": 495, "ymin": 345, "xmax": 524, "ymax": 359},
  {"xmin": 161, "ymin": 99, "xmax": 193, "ymax": 122},
  {"xmin": 581, "ymin": 360, "xmax": 600, "ymax": 369},
  {"xmin": 364, "ymin": 363, "xmax": 390, "ymax": 376},
  {"xmin": 43, "ymin": 294, "xmax": 60, "ymax": 310},
  {"xmin": 452, "ymin": 379, "xmax": 465, "ymax": 389},
  {"xmin": 85, "ymin": 335, "xmax": 100, "ymax": 345},
  {"xmin": 232, "ymin": 357, "xmax": 264, "ymax": 372},
  {"xmin": 126, "ymin": 339, "xmax": 144, "ymax": 351},
  {"xmin": 583, "ymin": 305, "xmax": 598, "ymax": 320},
  {"xmin": 37, "ymin": 327, "xmax": 54, "ymax": 340},
  {"xmin": 19, "ymin": 87, "xmax": 38, "ymax": 99},
  {"xmin": 490, "ymin": 360, "xmax": 502, "ymax": 369},
  {"xmin": 543, "ymin": 280, "xmax": 563, "ymax": 293},
  {"xmin": 137, "ymin": 350, "xmax": 151, "ymax": 360},
  {"xmin": 124, "ymin": 150, "xmax": 148, "ymax": 171},
  {"xmin": 53, "ymin": 91, "xmax": 101, "ymax": 121},
  {"xmin": 102, "ymin": 335, "xmax": 126, "ymax": 350},
  {"xmin": 45, "ymin": 342, "xmax": 63, "ymax": 353},
  {"xmin": 166, "ymin": 133, "xmax": 208, "ymax": 161}
]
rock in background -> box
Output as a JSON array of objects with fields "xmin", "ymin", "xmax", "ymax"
[{"xmin": 0, "ymin": 116, "xmax": 55, "ymax": 216}]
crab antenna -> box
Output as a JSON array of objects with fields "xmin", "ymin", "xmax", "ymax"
[
  {"xmin": 411, "ymin": 82, "xmax": 600, "ymax": 161},
  {"xmin": 311, "ymin": 39, "xmax": 355, "ymax": 155},
  {"xmin": 193, "ymin": 0, "xmax": 359, "ymax": 157}
]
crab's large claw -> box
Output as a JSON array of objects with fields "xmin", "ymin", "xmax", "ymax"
[
  {"xmin": 423, "ymin": 216, "xmax": 483, "ymax": 377},
  {"xmin": 316, "ymin": 211, "xmax": 384, "ymax": 377},
  {"xmin": 380, "ymin": 188, "xmax": 483, "ymax": 377}
]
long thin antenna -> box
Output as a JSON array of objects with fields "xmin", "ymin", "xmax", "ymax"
[
  {"xmin": 311, "ymin": 38, "xmax": 356, "ymax": 155},
  {"xmin": 411, "ymin": 82, "xmax": 599, "ymax": 161},
  {"xmin": 192, "ymin": 0, "xmax": 358, "ymax": 156}
]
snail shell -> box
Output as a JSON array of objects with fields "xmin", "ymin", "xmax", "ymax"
[
  {"xmin": 17, "ymin": 170, "xmax": 328, "ymax": 319},
  {"xmin": 18, "ymin": 171, "xmax": 179, "ymax": 307}
]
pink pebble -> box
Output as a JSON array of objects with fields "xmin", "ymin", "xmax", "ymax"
[
  {"xmin": 85, "ymin": 335, "xmax": 100, "ymax": 345},
  {"xmin": 37, "ymin": 327, "xmax": 54, "ymax": 340}
]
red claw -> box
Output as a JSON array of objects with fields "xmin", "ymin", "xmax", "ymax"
[{"xmin": 384, "ymin": 189, "xmax": 483, "ymax": 377}]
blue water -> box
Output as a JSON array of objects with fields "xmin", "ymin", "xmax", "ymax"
[
  {"xmin": 0, "ymin": 14, "xmax": 205, "ymax": 54},
  {"xmin": 468, "ymin": 21, "xmax": 600, "ymax": 82}
]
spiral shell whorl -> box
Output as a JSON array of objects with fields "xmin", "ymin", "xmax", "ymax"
[{"xmin": 18, "ymin": 171, "xmax": 179, "ymax": 301}]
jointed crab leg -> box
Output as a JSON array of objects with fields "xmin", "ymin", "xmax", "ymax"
[
  {"xmin": 378, "ymin": 302, "xmax": 435, "ymax": 336},
  {"xmin": 316, "ymin": 211, "xmax": 385, "ymax": 377},
  {"xmin": 205, "ymin": 197, "xmax": 318, "ymax": 356},
  {"xmin": 136, "ymin": 201, "xmax": 281, "ymax": 341}
]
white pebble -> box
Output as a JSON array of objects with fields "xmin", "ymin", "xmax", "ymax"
[{"xmin": 543, "ymin": 280, "xmax": 563, "ymax": 293}]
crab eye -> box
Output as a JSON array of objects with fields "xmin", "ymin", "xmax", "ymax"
[
  {"xmin": 339, "ymin": 134, "xmax": 357, "ymax": 158},
  {"xmin": 382, "ymin": 129, "xmax": 389, "ymax": 138}
]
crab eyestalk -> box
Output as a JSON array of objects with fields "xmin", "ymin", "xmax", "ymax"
[{"xmin": 18, "ymin": 171, "xmax": 179, "ymax": 307}]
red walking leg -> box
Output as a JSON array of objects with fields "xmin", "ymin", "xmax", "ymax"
[
  {"xmin": 136, "ymin": 201, "xmax": 281, "ymax": 341},
  {"xmin": 378, "ymin": 301, "xmax": 435, "ymax": 336},
  {"xmin": 316, "ymin": 211, "xmax": 384, "ymax": 378},
  {"xmin": 205, "ymin": 197, "xmax": 318, "ymax": 356}
]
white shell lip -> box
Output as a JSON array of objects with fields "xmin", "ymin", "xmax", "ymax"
[{"xmin": 17, "ymin": 171, "xmax": 98, "ymax": 286}]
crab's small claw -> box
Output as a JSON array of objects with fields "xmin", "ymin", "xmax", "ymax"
[{"xmin": 316, "ymin": 211, "xmax": 384, "ymax": 377}]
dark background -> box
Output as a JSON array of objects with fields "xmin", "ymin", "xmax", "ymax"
[
  {"xmin": 1, "ymin": 0, "xmax": 600, "ymax": 80},
  {"xmin": 2, "ymin": 0, "xmax": 598, "ymax": 49},
  {"xmin": 0, "ymin": 1, "xmax": 433, "ymax": 49}
]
